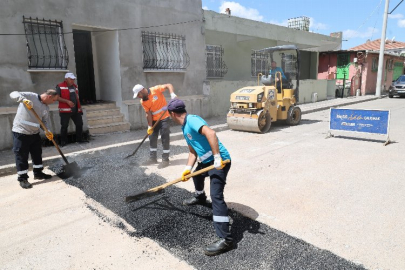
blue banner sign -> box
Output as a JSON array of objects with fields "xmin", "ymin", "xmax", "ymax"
[{"xmin": 330, "ymin": 108, "xmax": 390, "ymax": 135}]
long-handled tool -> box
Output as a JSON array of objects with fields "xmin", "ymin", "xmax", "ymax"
[
  {"xmin": 125, "ymin": 159, "xmax": 230, "ymax": 203},
  {"xmin": 24, "ymin": 103, "xmax": 81, "ymax": 178},
  {"xmin": 124, "ymin": 110, "xmax": 166, "ymax": 159}
]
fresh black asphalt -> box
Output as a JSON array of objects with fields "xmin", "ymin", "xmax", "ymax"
[{"xmin": 50, "ymin": 144, "xmax": 366, "ymax": 270}]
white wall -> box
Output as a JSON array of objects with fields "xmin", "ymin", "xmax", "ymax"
[{"xmin": 94, "ymin": 31, "xmax": 124, "ymax": 111}]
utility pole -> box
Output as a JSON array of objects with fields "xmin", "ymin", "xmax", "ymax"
[{"xmin": 376, "ymin": 0, "xmax": 390, "ymax": 97}]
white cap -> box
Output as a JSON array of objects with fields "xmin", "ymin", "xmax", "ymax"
[
  {"xmin": 133, "ymin": 84, "xmax": 144, "ymax": 98},
  {"xmin": 65, "ymin": 72, "xmax": 76, "ymax": 79}
]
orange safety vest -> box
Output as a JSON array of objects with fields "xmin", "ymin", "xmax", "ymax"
[
  {"xmin": 58, "ymin": 81, "xmax": 83, "ymax": 113},
  {"xmin": 141, "ymin": 85, "xmax": 170, "ymax": 121}
]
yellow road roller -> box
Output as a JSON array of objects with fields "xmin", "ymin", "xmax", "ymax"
[{"xmin": 227, "ymin": 45, "xmax": 302, "ymax": 133}]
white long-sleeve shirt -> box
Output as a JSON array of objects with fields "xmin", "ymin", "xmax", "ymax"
[{"xmin": 10, "ymin": 91, "xmax": 51, "ymax": 135}]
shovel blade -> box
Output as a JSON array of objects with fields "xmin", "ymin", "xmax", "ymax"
[
  {"xmin": 125, "ymin": 189, "xmax": 165, "ymax": 203},
  {"xmin": 57, "ymin": 162, "xmax": 81, "ymax": 178}
]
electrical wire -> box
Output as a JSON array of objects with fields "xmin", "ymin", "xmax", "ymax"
[
  {"xmin": 345, "ymin": 0, "xmax": 383, "ymax": 42},
  {"xmin": 0, "ymin": 18, "xmax": 201, "ymax": 36}
]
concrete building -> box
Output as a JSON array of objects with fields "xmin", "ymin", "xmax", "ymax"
[
  {"xmin": 0, "ymin": 2, "xmax": 342, "ymax": 150},
  {"xmin": 202, "ymin": 10, "xmax": 342, "ymax": 116},
  {"xmin": 318, "ymin": 39, "xmax": 405, "ymax": 97},
  {"xmin": 0, "ymin": 0, "xmax": 206, "ymax": 150}
]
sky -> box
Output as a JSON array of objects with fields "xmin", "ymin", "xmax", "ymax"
[{"xmin": 201, "ymin": 0, "xmax": 405, "ymax": 50}]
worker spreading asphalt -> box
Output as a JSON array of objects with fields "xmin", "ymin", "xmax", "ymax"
[{"xmin": 49, "ymin": 144, "xmax": 364, "ymax": 270}]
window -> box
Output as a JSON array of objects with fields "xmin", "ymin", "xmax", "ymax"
[
  {"xmin": 282, "ymin": 53, "xmax": 298, "ymax": 79},
  {"xmin": 142, "ymin": 31, "xmax": 190, "ymax": 71},
  {"xmin": 372, "ymin": 57, "xmax": 378, "ymax": 71},
  {"xmin": 251, "ymin": 51, "xmax": 269, "ymax": 77},
  {"xmin": 386, "ymin": 59, "xmax": 394, "ymax": 70},
  {"xmin": 206, "ymin": 45, "xmax": 228, "ymax": 78},
  {"xmin": 23, "ymin": 16, "xmax": 69, "ymax": 69}
]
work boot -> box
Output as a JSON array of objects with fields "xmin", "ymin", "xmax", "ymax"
[
  {"xmin": 183, "ymin": 193, "xmax": 207, "ymax": 206},
  {"xmin": 34, "ymin": 172, "xmax": 52, "ymax": 180},
  {"xmin": 204, "ymin": 238, "xmax": 234, "ymax": 256},
  {"xmin": 19, "ymin": 179, "xmax": 32, "ymax": 189}
]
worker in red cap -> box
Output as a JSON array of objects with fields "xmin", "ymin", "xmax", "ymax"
[
  {"xmin": 133, "ymin": 83, "xmax": 177, "ymax": 167},
  {"xmin": 166, "ymin": 98, "xmax": 233, "ymax": 256}
]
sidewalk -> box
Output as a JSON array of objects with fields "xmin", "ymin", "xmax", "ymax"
[{"xmin": 0, "ymin": 95, "xmax": 381, "ymax": 177}]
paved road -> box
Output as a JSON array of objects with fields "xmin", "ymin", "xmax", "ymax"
[{"xmin": 1, "ymin": 97, "xmax": 404, "ymax": 269}]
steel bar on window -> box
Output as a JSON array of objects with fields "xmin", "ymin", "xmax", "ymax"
[
  {"xmin": 142, "ymin": 31, "xmax": 190, "ymax": 70},
  {"xmin": 23, "ymin": 16, "xmax": 68, "ymax": 69},
  {"xmin": 206, "ymin": 45, "xmax": 227, "ymax": 78},
  {"xmin": 251, "ymin": 51, "xmax": 269, "ymax": 77}
]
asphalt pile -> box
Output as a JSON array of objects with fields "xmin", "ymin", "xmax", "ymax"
[{"xmin": 49, "ymin": 145, "xmax": 365, "ymax": 270}]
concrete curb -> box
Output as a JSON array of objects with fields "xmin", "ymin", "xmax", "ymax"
[
  {"xmin": 0, "ymin": 124, "xmax": 229, "ymax": 178},
  {"xmin": 301, "ymin": 96, "xmax": 382, "ymax": 115}
]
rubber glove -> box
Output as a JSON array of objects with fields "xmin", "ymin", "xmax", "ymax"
[
  {"xmin": 181, "ymin": 166, "xmax": 192, "ymax": 181},
  {"xmin": 147, "ymin": 126, "xmax": 154, "ymax": 135},
  {"xmin": 170, "ymin": 93, "xmax": 177, "ymax": 99},
  {"xmin": 45, "ymin": 131, "xmax": 53, "ymax": 141},
  {"xmin": 23, "ymin": 99, "xmax": 33, "ymax": 110},
  {"xmin": 213, "ymin": 154, "xmax": 225, "ymax": 170}
]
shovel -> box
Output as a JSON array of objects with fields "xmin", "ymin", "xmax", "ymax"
[
  {"xmin": 124, "ymin": 109, "xmax": 167, "ymax": 159},
  {"xmin": 125, "ymin": 159, "xmax": 230, "ymax": 203},
  {"xmin": 24, "ymin": 103, "xmax": 81, "ymax": 178}
]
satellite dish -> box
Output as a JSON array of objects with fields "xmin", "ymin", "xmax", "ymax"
[{"xmin": 392, "ymin": 36, "xmax": 395, "ymax": 43}]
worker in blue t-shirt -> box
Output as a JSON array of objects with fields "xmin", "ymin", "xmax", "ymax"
[
  {"xmin": 166, "ymin": 98, "xmax": 233, "ymax": 256},
  {"xmin": 269, "ymin": 61, "xmax": 286, "ymax": 91}
]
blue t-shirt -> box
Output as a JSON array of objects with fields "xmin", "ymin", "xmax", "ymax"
[
  {"xmin": 182, "ymin": 114, "xmax": 231, "ymax": 163},
  {"xmin": 269, "ymin": 67, "xmax": 286, "ymax": 80}
]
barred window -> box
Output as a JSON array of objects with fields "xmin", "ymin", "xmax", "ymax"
[
  {"xmin": 386, "ymin": 59, "xmax": 394, "ymax": 70},
  {"xmin": 282, "ymin": 53, "xmax": 298, "ymax": 80},
  {"xmin": 142, "ymin": 31, "xmax": 190, "ymax": 71},
  {"xmin": 23, "ymin": 16, "xmax": 69, "ymax": 69},
  {"xmin": 372, "ymin": 57, "xmax": 378, "ymax": 71},
  {"xmin": 206, "ymin": 45, "xmax": 228, "ymax": 78},
  {"xmin": 251, "ymin": 51, "xmax": 269, "ymax": 77}
]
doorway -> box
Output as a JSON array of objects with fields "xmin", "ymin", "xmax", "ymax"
[{"xmin": 73, "ymin": 30, "xmax": 96, "ymax": 104}]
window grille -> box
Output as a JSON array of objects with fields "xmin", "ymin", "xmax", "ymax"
[
  {"xmin": 337, "ymin": 53, "xmax": 350, "ymax": 67},
  {"xmin": 251, "ymin": 51, "xmax": 269, "ymax": 77},
  {"xmin": 282, "ymin": 53, "xmax": 298, "ymax": 79},
  {"xmin": 287, "ymin": 16, "xmax": 310, "ymax": 31},
  {"xmin": 23, "ymin": 16, "xmax": 69, "ymax": 69},
  {"xmin": 142, "ymin": 31, "xmax": 190, "ymax": 71},
  {"xmin": 206, "ymin": 45, "xmax": 228, "ymax": 78},
  {"xmin": 372, "ymin": 57, "xmax": 378, "ymax": 71},
  {"xmin": 386, "ymin": 59, "xmax": 394, "ymax": 70}
]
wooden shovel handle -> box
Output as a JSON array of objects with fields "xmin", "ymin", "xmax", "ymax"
[
  {"xmin": 147, "ymin": 159, "xmax": 231, "ymax": 192},
  {"xmin": 125, "ymin": 109, "xmax": 167, "ymax": 159},
  {"xmin": 24, "ymin": 103, "xmax": 70, "ymax": 165}
]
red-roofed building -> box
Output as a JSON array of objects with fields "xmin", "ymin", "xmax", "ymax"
[
  {"xmin": 350, "ymin": 39, "xmax": 405, "ymax": 55},
  {"xmin": 318, "ymin": 39, "xmax": 405, "ymax": 96}
]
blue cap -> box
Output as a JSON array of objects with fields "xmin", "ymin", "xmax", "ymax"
[{"xmin": 167, "ymin": 98, "xmax": 186, "ymax": 112}]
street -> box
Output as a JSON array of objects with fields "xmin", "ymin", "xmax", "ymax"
[{"xmin": 1, "ymin": 97, "xmax": 404, "ymax": 269}]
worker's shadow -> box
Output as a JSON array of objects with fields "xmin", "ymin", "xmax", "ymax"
[
  {"xmin": 227, "ymin": 202, "xmax": 265, "ymax": 247},
  {"xmin": 130, "ymin": 194, "xmax": 213, "ymax": 222},
  {"xmin": 131, "ymin": 196, "xmax": 264, "ymax": 248}
]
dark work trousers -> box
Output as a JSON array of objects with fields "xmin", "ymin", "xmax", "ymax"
[
  {"xmin": 148, "ymin": 117, "xmax": 170, "ymax": 160},
  {"xmin": 12, "ymin": 132, "xmax": 44, "ymax": 181},
  {"xmin": 60, "ymin": 112, "xmax": 83, "ymax": 143},
  {"xmin": 193, "ymin": 161, "xmax": 232, "ymax": 241}
]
